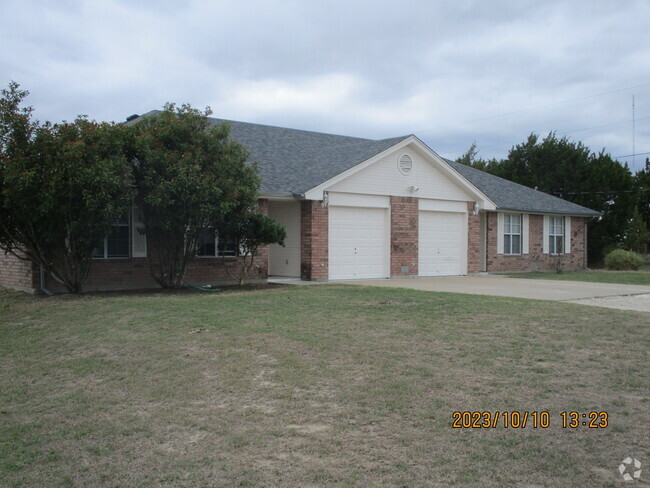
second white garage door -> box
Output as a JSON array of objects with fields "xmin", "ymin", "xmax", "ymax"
[
  {"xmin": 329, "ymin": 206, "xmax": 389, "ymax": 280},
  {"xmin": 419, "ymin": 211, "xmax": 466, "ymax": 276}
]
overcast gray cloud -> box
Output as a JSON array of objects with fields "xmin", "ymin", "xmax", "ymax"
[{"xmin": 1, "ymin": 0, "xmax": 649, "ymax": 170}]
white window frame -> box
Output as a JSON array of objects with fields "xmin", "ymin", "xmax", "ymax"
[
  {"xmin": 548, "ymin": 216, "xmax": 565, "ymax": 255},
  {"xmin": 93, "ymin": 214, "xmax": 131, "ymax": 259},
  {"xmin": 196, "ymin": 229, "xmax": 238, "ymax": 258},
  {"xmin": 503, "ymin": 214, "xmax": 522, "ymax": 255}
]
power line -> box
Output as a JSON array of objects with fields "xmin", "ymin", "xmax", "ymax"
[
  {"xmin": 555, "ymin": 189, "xmax": 650, "ymax": 196},
  {"xmin": 613, "ymin": 151, "xmax": 650, "ymax": 159},
  {"xmin": 440, "ymin": 115, "xmax": 650, "ymax": 158},
  {"xmin": 415, "ymin": 81, "xmax": 650, "ymax": 135}
]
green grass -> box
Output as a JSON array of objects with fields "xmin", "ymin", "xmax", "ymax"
[
  {"xmin": 0, "ymin": 285, "xmax": 648, "ymax": 487},
  {"xmin": 508, "ymin": 268, "xmax": 650, "ymax": 285}
]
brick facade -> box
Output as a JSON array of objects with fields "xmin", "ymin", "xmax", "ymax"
[
  {"xmin": 467, "ymin": 202, "xmax": 481, "ymax": 274},
  {"xmin": 0, "ymin": 252, "xmax": 38, "ymax": 293},
  {"xmin": 1, "ymin": 195, "xmax": 595, "ymax": 293},
  {"xmin": 35, "ymin": 199, "xmax": 270, "ymax": 293},
  {"xmin": 300, "ymin": 200, "xmax": 329, "ymax": 281},
  {"xmin": 390, "ymin": 196, "xmax": 418, "ymax": 277},
  {"xmin": 485, "ymin": 213, "xmax": 587, "ymax": 272},
  {"xmin": 43, "ymin": 252, "xmax": 270, "ymax": 293}
]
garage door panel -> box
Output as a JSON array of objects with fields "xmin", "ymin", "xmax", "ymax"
[
  {"xmin": 419, "ymin": 211, "xmax": 465, "ymax": 276},
  {"xmin": 329, "ymin": 206, "xmax": 388, "ymax": 280}
]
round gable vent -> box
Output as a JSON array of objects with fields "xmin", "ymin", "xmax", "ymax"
[{"xmin": 398, "ymin": 154, "xmax": 413, "ymax": 175}]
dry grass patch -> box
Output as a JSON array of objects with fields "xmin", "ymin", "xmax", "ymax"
[{"xmin": 0, "ymin": 285, "xmax": 648, "ymax": 487}]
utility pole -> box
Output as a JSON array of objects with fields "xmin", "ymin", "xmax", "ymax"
[{"xmin": 632, "ymin": 95, "xmax": 636, "ymax": 172}]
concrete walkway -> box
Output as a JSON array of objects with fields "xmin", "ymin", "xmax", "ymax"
[
  {"xmin": 270, "ymin": 275, "xmax": 650, "ymax": 312},
  {"xmin": 337, "ymin": 275, "xmax": 650, "ymax": 313}
]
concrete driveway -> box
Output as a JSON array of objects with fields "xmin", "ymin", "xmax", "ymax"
[{"xmin": 340, "ymin": 275, "xmax": 650, "ymax": 312}]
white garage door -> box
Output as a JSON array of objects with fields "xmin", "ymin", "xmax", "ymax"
[
  {"xmin": 419, "ymin": 211, "xmax": 465, "ymax": 276},
  {"xmin": 329, "ymin": 206, "xmax": 388, "ymax": 280}
]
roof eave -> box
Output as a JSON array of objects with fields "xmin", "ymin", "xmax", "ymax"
[
  {"xmin": 260, "ymin": 192, "xmax": 301, "ymax": 201},
  {"xmin": 493, "ymin": 207, "xmax": 603, "ymax": 217}
]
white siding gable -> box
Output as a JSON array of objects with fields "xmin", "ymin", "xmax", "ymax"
[{"xmin": 326, "ymin": 144, "xmax": 475, "ymax": 201}]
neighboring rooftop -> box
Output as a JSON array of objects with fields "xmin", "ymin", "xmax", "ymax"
[{"xmin": 131, "ymin": 111, "xmax": 601, "ymax": 216}]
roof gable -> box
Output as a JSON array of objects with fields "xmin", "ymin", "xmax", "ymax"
[{"xmin": 317, "ymin": 137, "xmax": 491, "ymax": 204}]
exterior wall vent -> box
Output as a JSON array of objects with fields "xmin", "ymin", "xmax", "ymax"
[{"xmin": 398, "ymin": 154, "xmax": 413, "ymax": 175}]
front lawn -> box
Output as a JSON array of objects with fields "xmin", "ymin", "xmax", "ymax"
[
  {"xmin": 508, "ymin": 269, "xmax": 650, "ymax": 286},
  {"xmin": 0, "ymin": 286, "xmax": 648, "ymax": 487}
]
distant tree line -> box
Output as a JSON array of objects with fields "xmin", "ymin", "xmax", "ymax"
[
  {"xmin": 456, "ymin": 133, "xmax": 650, "ymax": 264},
  {"xmin": 0, "ymin": 82, "xmax": 285, "ymax": 293}
]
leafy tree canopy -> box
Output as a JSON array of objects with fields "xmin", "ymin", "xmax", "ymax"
[
  {"xmin": 0, "ymin": 82, "xmax": 134, "ymax": 292},
  {"xmin": 223, "ymin": 211, "xmax": 286, "ymax": 285},
  {"xmin": 132, "ymin": 104, "xmax": 262, "ymax": 288},
  {"xmin": 457, "ymin": 132, "xmax": 637, "ymax": 263}
]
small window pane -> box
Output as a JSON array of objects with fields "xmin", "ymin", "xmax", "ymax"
[
  {"xmin": 549, "ymin": 236, "xmax": 556, "ymax": 254},
  {"xmin": 503, "ymin": 214, "xmax": 521, "ymax": 255},
  {"xmin": 548, "ymin": 217, "xmax": 564, "ymax": 254},
  {"xmin": 107, "ymin": 225, "xmax": 130, "ymax": 258},
  {"xmin": 197, "ymin": 229, "xmax": 216, "ymax": 257},
  {"xmin": 511, "ymin": 235, "xmax": 521, "ymax": 254},
  {"xmin": 217, "ymin": 236, "xmax": 238, "ymax": 257}
]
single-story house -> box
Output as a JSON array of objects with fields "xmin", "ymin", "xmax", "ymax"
[{"xmin": 0, "ymin": 112, "xmax": 601, "ymax": 293}]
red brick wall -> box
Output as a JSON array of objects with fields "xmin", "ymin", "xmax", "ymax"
[
  {"xmin": 300, "ymin": 200, "xmax": 328, "ymax": 281},
  {"xmin": 390, "ymin": 196, "xmax": 418, "ymax": 277},
  {"xmin": 45, "ymin": 199, "xmax": 271, "ymax": 292},
  {"xmin": 467, "ymin": 202, "xmax": 481, "ymax": 273},
  {"xmin": 44, "ymin": 254, "xmax": 269, "ymax": 293},
  {"xmin": 485, "ymin": 213, "xmax": 587, "ymax": 272},
  {"xmin": 0, "ymin": 252, "xmax": 38, "ymax": 292}
]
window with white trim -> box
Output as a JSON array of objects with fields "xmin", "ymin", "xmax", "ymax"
[
  {"xmin": 93, "ymin": 215, "xmax": 130, "ymax": 259},
  {"xmin": 197, "ymin": 229, "xmax": 238, "ymax": 257},
  {"xmin": 548, "ymin": 216, "xmax": 564, "ymax": 254},
  {"xmin": 503, "ymin": 214, "xmax": 522, "ymax": 254}
]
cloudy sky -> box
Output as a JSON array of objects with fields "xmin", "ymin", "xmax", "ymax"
[{"xmin": 2, "ymin": 0, "xmax": 649, "ymax": 171}]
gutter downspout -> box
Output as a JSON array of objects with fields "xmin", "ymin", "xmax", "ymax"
[
  {"xmin": 39, "ymin": 265, "xmax": 54, "ymax": 296},
  {"xmin": 584, "ymin": 218, "xmax": 588, "ymax": 270}
]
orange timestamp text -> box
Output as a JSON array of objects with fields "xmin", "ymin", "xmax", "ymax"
[{"xmin": 452, "ymin": 411, "xmax": 608, "ymax": 429}]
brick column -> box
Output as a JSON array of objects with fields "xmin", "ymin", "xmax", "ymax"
[
  {"xmin": 300, "ymin": 200, "xmax": 328, "ymax": 281},
  {"xmin": 390, "ymin": 196, "xmax": 418, "ymax": 277},
  {"xmin": 467, "ymin": 202, "xmax": 481, "ymax": 273}
]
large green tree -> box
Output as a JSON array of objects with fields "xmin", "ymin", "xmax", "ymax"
[
  {"xmin": 223, "ymin": 211, "xmax": 286, "ymax": 286},
  {"xmin": 0, "ymin": 82, "xmax": 134, "ymax": 292},
  {"xmin": 635, "ymin": 159, "xmax": 650, "ymax": 227},
  {"xmin": 457, "ymin": 132, "xmax": 636, "ymax": 263},
  {"xmin": 132, "ymin": 104, "xmax": 265, "ymax": 288}
]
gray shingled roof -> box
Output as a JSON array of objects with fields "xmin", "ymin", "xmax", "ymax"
[
  {"xmin": 133, "ymin": 111, "xmax": 600, "ymax": 216},
  {"xmin": 136, "ymin": 111, "xmax": 409, "ymax": 196},
  {"xmin": 446, "ymin": 160, "xmax": 601, "ymax": 216}
]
